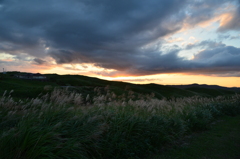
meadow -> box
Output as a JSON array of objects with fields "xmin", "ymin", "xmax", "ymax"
[{"xmin": 1, "ymin": 85, "xmax": 240, "ymax": 159}]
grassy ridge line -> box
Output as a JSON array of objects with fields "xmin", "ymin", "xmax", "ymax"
[
  {"xmin": 1, "ymin": 72, "xmax": 238, "ymax": 100},
  {"xmin": 185, "ymin": 87, "xmax": 237, "ymax": 97},
  {"xmin": 151, "ymin": 115, "xmax": 240, "ymax": 159},
  {"xmin": 0, "ymin": 73, "xmax": 197, "ymax": 99}
]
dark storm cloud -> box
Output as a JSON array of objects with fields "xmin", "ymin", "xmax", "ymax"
[
  {"xmin": 0, "ymin": 0, "xmax": 239, "ymax": 77},
  {"xmin": 33, "ymin": 58, "xmax": 46, "ymax": 65},
  {"xmin": 88, "ymin": 44, "xmax": 240, "ymax": 77},
  {"xmin": 107, "ymin": 44, "xmax": 240, "ymax": 76},
  {"xmin": 193, "ymin": 46, "xmax": 240, "ymax": 66},
  {"xmin": 50, "ymin": 50, "xmax": 77, "ymax": 64},
  {"xmin": 185, "ymin": 45, "xmax": 240, "ymax": 76}
]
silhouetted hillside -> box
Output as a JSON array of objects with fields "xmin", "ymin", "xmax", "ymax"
[{"xmin": 1, "ymin": 72, "xmax": 239, "ymax": 99}]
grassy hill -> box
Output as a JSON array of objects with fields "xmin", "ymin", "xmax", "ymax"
[
  {"xmin": 0, "ymin": 72, "xmax": 239, "ymax": 99},
  {"xmin": 1, "ymin": 72, "xmax": 240, "ymax": 159},
  {"xmin": 169, "ymin": 84, "xmax": 240, "ymax": 97}
]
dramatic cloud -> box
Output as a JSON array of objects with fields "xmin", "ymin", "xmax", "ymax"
[
  {"xmin": 218, "ymin": 0, "xmax": 240, "ymax": 31},
  {"xmin": 101, "ymin": 45, "xmax": 240, "ymax": 76},
  {"xmin": 33, "ymin": 58, "xmax": 46, "ymax": 65},
  {"xmin": 185, "ymin": 41, "xmax": 226, "ymax": 50},
  {"xmin": 0, "ymin": 0, "xmax": 239, "ymax": 77}
]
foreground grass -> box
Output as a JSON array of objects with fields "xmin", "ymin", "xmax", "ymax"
[
  {"xmin": 0, "ymin": 89, "xmax": 240, "ymax": 159},
  {"xmin": 151, "ymin": 115, "xmax": 240, "ymax": 159}
]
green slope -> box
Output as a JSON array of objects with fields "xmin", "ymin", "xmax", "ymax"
[
  {"xmin": 0, "ymin": 74, "xmax": 57, "ymax": 98},
  {"xmin": 0, "ymin": 72, "xmax": 238, "ymax": 99},
  {"xmin": 186, "ymin": 87, "xmax": 236, "ymax": 97}
]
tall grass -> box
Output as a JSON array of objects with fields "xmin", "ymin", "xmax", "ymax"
[{"xmin": 0, "ymin": 88, "xmax": 240, "ymax": 159}]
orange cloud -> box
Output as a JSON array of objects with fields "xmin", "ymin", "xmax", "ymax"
[
  {"xmin": 178, "ymin": 6, "xmax": 235, "ymax": 33},
  {"xmin": 0, "ymin": 59, "xmax": 14, "ymax": 62},
  {"xmin": 218, "ymin": 13, "xmax": 233, "ymax": 27}
]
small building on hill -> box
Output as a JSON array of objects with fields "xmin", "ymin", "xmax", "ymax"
[
  {"xmin": 32, "ymin": 73, "xmax": 47, "ymax": 79},
  {"xmin": 15, "ymin": 73, "xmax": 47, "ymax": 80}
]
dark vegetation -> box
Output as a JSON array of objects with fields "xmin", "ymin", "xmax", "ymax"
[
  {"xmin": 0, "ymin": 72, "xmax": 240, "ymax": 159},
  {"xmin": 1, "ymin": 72, "xmax": 239, "ymax": 100},
  {"xmin": 150, "ymin": 115, "xmax": 240, "ymax": 159}
]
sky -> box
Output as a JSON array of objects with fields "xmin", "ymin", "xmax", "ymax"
[{"xmin": 0, "ymin": 0, "xmax": 240, "ymax": 87}]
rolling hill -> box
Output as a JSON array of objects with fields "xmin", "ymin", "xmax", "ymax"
[{"xmin": 0, "ymin": 72, "xmax": 239, "ymax": 99}]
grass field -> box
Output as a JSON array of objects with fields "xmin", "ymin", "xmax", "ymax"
[
  {"xmin": 1, "ymin": 86, "xmax": 240, "ymax": 158},
  {"xmin": 1, "ymin": 72, "xmax": 240, "ymax": 158}
]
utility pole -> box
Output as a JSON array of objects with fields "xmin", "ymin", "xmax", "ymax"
[
  {"xmin": 1, "ymin": 68, "xmax": 4, "ymax": 79},
  {"xmin": 2, "ymin": 68, "xmax": 6, "ymax": 74}
]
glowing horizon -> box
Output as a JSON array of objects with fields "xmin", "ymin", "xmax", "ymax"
[{"xmin": 0, "ymin": 0, "xmax": 240, "ymax": 88}]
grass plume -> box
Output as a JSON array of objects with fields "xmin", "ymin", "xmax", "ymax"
[{"xmin": 0, "ymin": 88, "xmax": 240, "ymax": 158}]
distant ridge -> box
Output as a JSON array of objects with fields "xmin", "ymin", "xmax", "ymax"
[
  {"xmin": 1, "ymin": 72, "xmax": 239, "ymax": 99},
  {"xmin": 169, "ymin": 83, "xmax": 240, "ymax": 92}
]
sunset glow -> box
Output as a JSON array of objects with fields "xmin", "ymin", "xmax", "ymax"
[{"xmin": 0, "ymin": 0, "xmax": 240, "ymax": 87}]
